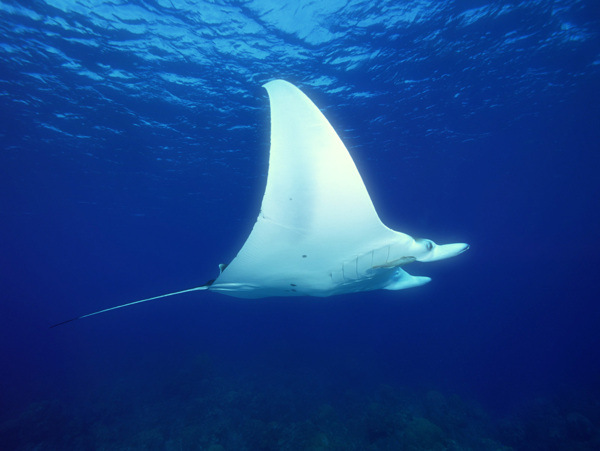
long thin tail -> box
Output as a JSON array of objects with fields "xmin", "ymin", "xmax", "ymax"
[{"xmin": 50, "ymin": 285, "xmax": 209, "ymax": 328}]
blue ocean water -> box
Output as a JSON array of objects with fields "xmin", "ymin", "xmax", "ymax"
[{"xmin": 1, "ymin": 0, "xmax": 599, "ymax": 449}]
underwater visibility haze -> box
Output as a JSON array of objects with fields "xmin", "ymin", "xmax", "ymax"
[{"xmin": 1, "ymin": 0, "xmax": 600, "ymax": 449}]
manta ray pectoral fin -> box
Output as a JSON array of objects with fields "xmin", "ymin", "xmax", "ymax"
[{"xmin": 383, "ymin": 268, "xmax": 431, "ymax": 291}]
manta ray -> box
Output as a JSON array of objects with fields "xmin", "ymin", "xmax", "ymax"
[{"xmin": 52, "ymin": 80, "xmax": 468, "ymax": 327}]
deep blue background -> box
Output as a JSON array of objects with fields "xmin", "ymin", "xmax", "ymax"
[{"xmin": 1, "ymin": 0, "xmax": 600, "ymax": 449}]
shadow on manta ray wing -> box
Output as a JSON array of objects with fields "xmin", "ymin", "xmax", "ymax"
[{"xmin": 51, "ymin": 80, "xmax": 468, "ymax": 328}]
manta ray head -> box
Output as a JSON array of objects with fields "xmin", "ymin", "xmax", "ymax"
[{"xmin": 412, "ymin": 238, "xmax": 469, "ymax": 262}]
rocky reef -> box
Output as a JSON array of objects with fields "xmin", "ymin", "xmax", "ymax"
[{"xmin": 1, "ymin": 355, "xmax": 598, "ymax": 450}]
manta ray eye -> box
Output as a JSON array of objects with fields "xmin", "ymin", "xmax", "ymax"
[{"xmin": 425, "ymin": 241, "xmax": 433, "ymax": 251}]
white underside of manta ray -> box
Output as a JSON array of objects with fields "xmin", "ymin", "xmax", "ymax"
[{"xmin": 52, "ymin": 80, "xmax": 468, "ymax": 327}]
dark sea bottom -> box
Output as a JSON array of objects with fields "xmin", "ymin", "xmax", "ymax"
[{"xmin": 1, "ymin": 352, "xmax": 599, "ymax": 451}]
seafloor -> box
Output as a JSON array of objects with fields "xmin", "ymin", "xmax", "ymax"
[{"xmin": 1, "ymin": 354, "xmax": 598, "ymax": 451}]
